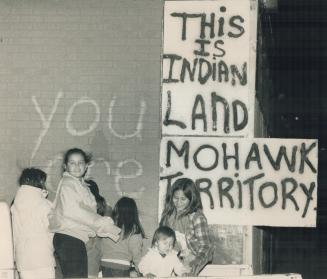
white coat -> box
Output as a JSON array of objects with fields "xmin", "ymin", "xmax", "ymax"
[
  {"xmin": 11, "ymin": 185, "xmax": 55, "ymax": 272},
  {"xmin": 48, "ymin": 172, "xmax": 120, "ymax": 243}
]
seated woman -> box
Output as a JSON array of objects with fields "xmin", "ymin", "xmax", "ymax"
[{"xmin": 160, "ymin": 177, "xmax": 213, "ymax": 275}]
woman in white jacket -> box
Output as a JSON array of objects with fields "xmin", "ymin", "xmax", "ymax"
[
  {"xmin": 49, "ymin": 148, "xmax": 120, "ymax": 278},
  {"xmin": 11, "ymin": 168, "xmax": 55, "ymax": 279}
]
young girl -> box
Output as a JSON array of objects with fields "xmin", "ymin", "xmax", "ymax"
[
  {"xmin": 138, "ymin": 226, "xmax": 189, "ymax": 277},
  {"xmin": 11, "ymin": 168, "xmax": 55, "ymax": 279},
  {"xmin": 49, "ymin": 148, "xmax": 121, "ymax": 278},
  {"xmin": 160, "ymin": 177, "xmax": 213, "ymax": 275},
  {"xmin": 85, "ymin": 179, "xmax": 111, "ymax": 278},
  {"xmin": 100, "ymin": 197, "xmax": 145, "ymax": 277}
]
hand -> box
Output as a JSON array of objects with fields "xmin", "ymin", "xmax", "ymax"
[
  {"xmin": 129, "ymin": 270, "xmax": 139, "ymax": 277},
  {"xmin": 183, "ymin": 253, "xmax": 196, "ymax": 265},
  {"xmin": 180, "ymin": 266, "xmax": 192, "ymax": 277}
]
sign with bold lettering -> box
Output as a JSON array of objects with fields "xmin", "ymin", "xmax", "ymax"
[
  {"xmin": 162, "ymin": 0, "xmax": 251, "ymax": 136},
  {"xmin": 159, "ymin": 137, "xmax": 318, "ymax": 227}
]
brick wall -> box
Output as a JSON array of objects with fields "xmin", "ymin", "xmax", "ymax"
[{"xmin": 0, "ymin": 0, "xmax": 162, "ymax": 239}]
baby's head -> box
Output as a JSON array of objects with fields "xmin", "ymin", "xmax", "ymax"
[
  {"xmin": 19, "ymin": 168, "xmax": 47, "ymax": 190},
  {"xmin": 152, "ymin": 226, "xmax": 176, "ymax": 255}
]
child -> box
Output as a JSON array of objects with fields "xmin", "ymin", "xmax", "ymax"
[
  {"xmin": 11, "ymin": 168, "xmax": 55, "ymax": 279},
  {"xmin": 101, "ymin": 197, "xmax": 145, "ymax": 277},
  {"xmin": 85, "ymin": 179, "xmax": 112, "ymax": 278},
  {"xmin": 138, "ymin": 226, "xmax": 189, "ymax": 277},
  {"xmin": 160, "ymin": 177, "xmax": 213, "ymax": 275},
  {"xmin": 48, "ymin": 148, "xmax": 121, "ymax": 278}
]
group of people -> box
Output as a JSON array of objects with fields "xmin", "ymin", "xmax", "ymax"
[{"xmin": 11, "ymin": 147, "xmax": 213, "ymax": 279}]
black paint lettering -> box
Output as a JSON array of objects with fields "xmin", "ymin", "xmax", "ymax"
[
  {"xmin": 299, "ymin": 182, "xmax": 316, "ymax": 218},
  {"xmin": 217, "ymin": 60, "xmax": 229, "ymax": 82},
  {"xmin": 166, "ymin": 140, "xmax": 189, "ymax": 169},
  {"xmin": 263, "ymin": 144, "xmax": 297, "ymax": 172},
  {"xmin": 180, "ymin": 58, "xmax": 197, "ymax": 82},
  {"xmin": 258, "ymin": 182, "xmax": 278, "ymax": 208},
  {"xmin": 194, "ymin": 39, "xmax": 210, "ymax": 57},
  {"xmin": 231, "ymin": 62, "xmax": 247, "ymax": 86},
  {"xmin": 217, "ymin": 6, "xmax": 226, "ymax": 37},
  {"xmin": 192, "ymin": 94, "xmax": 207, "ymax": 132},
  {"xmin": 245, "ymin": 143, "xmax": 263, "ymax": 170},
  {"xmin": 193, "ymin": 144, "xmax": 219, "ymax": 171},
  {"xmin": 232, "ymin": 100, "xmax": 248, "ymax": 131},
  {"xmin": 212, "ymin": 62, "xmax": 217, "ymax": 81},
  {"xmin": 196, "ymin": 178, "xmax": 214, "ymax": 209},
  {"xmin": 299, "ymin": 142, "xmax": 317, "ymax": 174},
  {"xmin": 243, "ymin": 173, "xmax": 265, "ymax": 210},
  {"xmin": 218, "ymin": 177, "xmax": 234, "ymax": 208},
  {"xmin": 170, "ymin": 13, "xmax": 202, "ymax": 40},
  {"xmin": 228, "ymin": 15, "xmax": 245, "ymax": 38},
  {"xmin": 222, "ymin": 142, "xmax": 239, "ymax": 170},
  {"xmin": 281, "ymin": 178, "xmax": 299, "ymax": 211},
  {"xmin": 235, "ymin": 173, "xmax": 242, "ymax": 208},
  {"xmin": 199, "ymin": 58, "xmax": 212, "ymax": 84},
  {"xmin": 211, "ymin": 92, "xmax": 230, "ymax": 133},
  {"xmin": 213, "ymin": 40, "xmax": 226, "ymax": 58},
  {"xmin": 163, "ymin": 91, "xmax": 186, "ymax": 129},
  {"xmin": 160, "ymin": 172, "xmax": 184, "ymax": 201},
  {"xmin": 200, "ymin": 13, "xmax": 215, "ymax": 39},
  {"xmin": 163, "ymin": 54, "xmax": 181, "ymax": 83}
]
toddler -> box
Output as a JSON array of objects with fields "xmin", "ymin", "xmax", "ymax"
[{"xmin": 138, "ymin": 226, "xmax": 189, "ymax": 277}]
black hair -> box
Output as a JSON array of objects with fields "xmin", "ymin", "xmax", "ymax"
[
  {"xmin": 112, "ymin": 197, "xmax": 145, "ymax": 239},
  {"xmin": 19, "ymin": 168, "xmax": 47, "ymax": 189},
  {"xmin": 86, "ymin": 179, "xmax": 107, "ymax": 216},
  {"xmin": 160, "ymin": 177, "xmax": 202, "ymax": 226},
  {"xmin": 63, "ymin": 148, "xmax": 92, "ymax": 165},
  {"xmin": 151, "ymin": 226, "xmax": 176, "ymax": 247}
]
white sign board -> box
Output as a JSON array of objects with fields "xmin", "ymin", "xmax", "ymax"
[
  {"xmin": 159, "ymin": 138, "xmax": 318, "ymax": 227},
  {"xmin": 162, "ymin": 0, "xmax": 251, "ymax": 136}
]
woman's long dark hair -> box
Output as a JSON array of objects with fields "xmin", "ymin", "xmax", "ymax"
[
  {"xmin": 160, "ymin": 177, "xmax": 202, "ymax": 226},
  {"xmin": 113, "ymin": 197, "xmax": 145, "ymax": 239}
]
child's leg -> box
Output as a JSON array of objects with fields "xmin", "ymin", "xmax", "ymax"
[
  {"xmin": 86, "ymin": 237, "xmax": 101, "ymax": 277},
  {"xmin": 53, "ymin": 233, "xmax": 88, "ymax": 278},
  {"xmin": 101, "ymin": 266, "xmax": 130, "ymax": 277}
]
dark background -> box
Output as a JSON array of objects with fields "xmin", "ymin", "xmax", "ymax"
[{"xmin": 258, "ymin": 0, "xmax": 327, "ymax": 278}]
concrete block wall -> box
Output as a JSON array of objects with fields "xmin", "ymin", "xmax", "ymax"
[{"xmin": 0, "ymin": 0, "xmax": 163, "ymax": 239}]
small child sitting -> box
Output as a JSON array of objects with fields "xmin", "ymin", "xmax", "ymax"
[
  {"xmin": 11, "ymin": 168, "xmax": 55, "ymax": 279},
  {"xmin": 138, "ymin": 226, "xmax": 189, "ymax": 277}
]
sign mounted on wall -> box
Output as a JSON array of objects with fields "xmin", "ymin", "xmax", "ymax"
[
  {"xmin": 162, "ymin": 0, "xmax": 251, "ymax": 136},
  {"xmin": 159, "ymin": 137, "xmax": 318, "ymax": 227},
  {"xmin": 160, "ymin": 0, "xmax": 318, "ymax": 228}
]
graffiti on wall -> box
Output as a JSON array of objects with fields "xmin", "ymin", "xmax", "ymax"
[{"xmin": 31, "ymin": 91, "xmax": 147, "ymax": 200}]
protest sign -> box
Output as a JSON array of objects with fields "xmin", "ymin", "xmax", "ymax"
[
  {"xmin": 162, "ymin": 0, "xmax": 251, "ymax": 136},
  {"xmin": 159, "ymin": 137, "xmax": 318, "ymax": 227}
]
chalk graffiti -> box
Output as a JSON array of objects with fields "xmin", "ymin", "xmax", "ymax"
[
  {"xmin": 66, "ymin": 97, "xmax": 100, "ymax": 136},
  {"xmin": 31, "ymin": 93, "xmax": 147, "ymax": 161},
  {"xmin": 45, "ymin": 154, "xmax": 145, "ymax": 199},
  {"xmin": 114, "ymin": 159, "xmax": 145, "ymax": 199},
  {"xmin": 45, "ymin": 153, "xmax": 64, "ymax": 194},
  {"xmin": 88, "ymin": 157, "xmax": 111, "ymax": 177},
  {"xmin": 31, "ymin": 92, "xmax": 148, "ymax": 200},
  {"xmin": 108, "ymin": 96, "xmax": 146, "ymax": 140},
  {"xmin": 31, "ymin": 92, "xmax": 64, "ymax": 163}
]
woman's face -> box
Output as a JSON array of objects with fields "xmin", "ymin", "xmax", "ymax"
[
  {"xmin": 65, "ymin": 153, "xmax": 87, "ymax": 179},
  {"xmin": 173, "ymin": 189, "xmax": 190, "ymax": 213}
]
